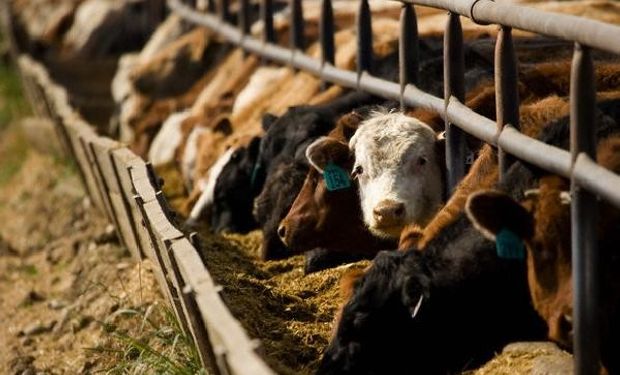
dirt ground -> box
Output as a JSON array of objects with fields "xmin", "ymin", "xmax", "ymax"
[{"xmin": 0, "ymin": 123, "xmax": 194, "ymax": 374}]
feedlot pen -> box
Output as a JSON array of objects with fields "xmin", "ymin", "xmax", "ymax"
[{"xmin": 6, "ymin": 0, "xmax": 620, "ymax": 374}]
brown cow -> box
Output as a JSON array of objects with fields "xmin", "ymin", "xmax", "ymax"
[
  {"xmin": 466, "ymin": 133, "xmax": 620, "ymax": 374},
  {"xmin": 279, "ymin": 110, "xmax": 395, "ymax": 256},
  {"xmin": 399, "ymin": 62, "xmax": 620, "ymax": 250}
]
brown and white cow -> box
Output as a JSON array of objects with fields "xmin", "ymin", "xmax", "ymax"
[{"xmin": 279, "ymin": 110, "xmax": 395, "ymax": 257}]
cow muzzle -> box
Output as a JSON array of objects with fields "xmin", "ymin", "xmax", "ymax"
[{"xmin": 372, "ymin": 199, "xmax": 406, "ymax": 228}]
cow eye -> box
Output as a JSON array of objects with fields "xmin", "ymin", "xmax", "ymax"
[
  {"xmin": 352, "ymin": 165, "xmax": 363, "ymax": 179},
  {"xmin": 418, "ymin": 157, "xmax": 427, "ymax": 166}
]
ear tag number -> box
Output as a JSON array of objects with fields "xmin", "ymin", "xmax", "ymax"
[
  {"xmin": 496, "ymin": 228, "xmax": 525, "ymax": 260},
  {"xmin": 323, "ymin": 163, "xmax": 351, "ymax": 191}
]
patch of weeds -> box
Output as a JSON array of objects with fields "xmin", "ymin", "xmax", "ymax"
[
  {"xmin": 17, "ymin": 264, "xmax": 38, "ymax": 276},
  {"xmin": 0, "ymin": 60, "xmax": 30, "ymax": 130},
  {"xmin": 53, "ymin": 155, "xmax": 78, "ymax": 178},
  {"xmin": 87, "ymin": 303, "xmax": 205, "ymax": 374},
  {"xmin": 0, "ymin": 125, "xmax": 29, "ymax": 186}
]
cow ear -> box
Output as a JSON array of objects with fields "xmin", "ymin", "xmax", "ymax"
[
  {"xmin": 262, "ymin": 113, "xmax": 278, "ymax": 131},
  {"xmin": 465, "ymin": 190, "xmax": 534, "ymax": 241},
  {"xmin": 336, "ymin": 112, "xmax": 364, "ymax": 140},
  {"xmin": 305, "ymin": 137, "xmax": 350, "ymax": 173},
  {"xmin": 213, "ymin": 117, "xmax": 233, "ymax": 135}
]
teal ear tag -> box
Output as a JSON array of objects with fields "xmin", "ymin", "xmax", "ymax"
[
  {"xmin": 323, "ymin": 163, "xmax": 351, "ymax": 191},
  {"xmin": 496, "ymin": 228, "xmax": 525, "ymax": 260}
]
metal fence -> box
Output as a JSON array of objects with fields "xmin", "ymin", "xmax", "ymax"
[{"xmin": 167, "ymin": 0, "xmax": 620, "ymax": 373}]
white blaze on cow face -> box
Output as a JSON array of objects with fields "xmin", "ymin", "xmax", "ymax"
[
  {"xmin": 148, "ymin": 110, "xmax": 190, "ymax": 166},
  {"xmin": 188, "ymin": 147, "xmax": 236, "ymax": 222},
  {"xmin": 349, "ymin": 111, "xmax": 443, "ymax": 239}
]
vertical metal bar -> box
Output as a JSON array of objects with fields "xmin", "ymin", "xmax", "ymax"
[
  {"xmin": 290, "ymin": 0, "xmax": 305, "ymax": 50},
  {"xmin": 494, "ymin": 25, "xmax": 520, "ymax": 180},
  {"xmin": 218, "ymin": 0, "xmax": 230, "ymax": 21},
  {"xmin": 320, "ymin": 0, "xmax": 335, "ymax": 66},
  {"xmin": 443, "ymin": 12, "xmax": 466, "ymax": 194},
  {"xmin": 239, "ymin": 0, "xmax": 250, "ymax": 35},
  {"xmin": 261, "ymin": 0, "xmax": 275, "ymax": 43},
  {"xmin": 399, "ymin": 3, "xmax": 419, "ymax": 110},
  {"xmin": 570, "ymin": 43, "xmax": 600, "ymax": 375},
  {"xmin": 356, "ymin": 0, "xmax": 373, "ymax": 80}
]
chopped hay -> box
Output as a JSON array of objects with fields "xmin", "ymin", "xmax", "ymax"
[
  {"xmin": 466, "ymin": 342, "xmax": 573, "ymax": 375},
  {"xmin": 195, "ymin": 229, "xmax": 370, "ymax": 374}
]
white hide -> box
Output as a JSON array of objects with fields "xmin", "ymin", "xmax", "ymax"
[
  {"xmin": 113, "ymin": 14, "xmax": 188, "ymax": 144},
  {"xmin": 112, "ymin": 53, "xmax": 139, "ymax": 104},
  {"xmin": 349, "ymin": 111, "xmax": 443, "ymax": 238},
  {"xmin": 232, "ymin": 66, "xmax": 290, "ymax": 116},
  {"xmin": 148, "ymin": 110, "xmax": 190, "ymax": 166},
  {"xmin": 188, "ymin": 147, "xmax": 236, "ymax": 221},
  {"xmin": 16, "ymin": 0, "xmax": 77, "ymax": 44},
  {"xmin": 181, "ymin": 125, "xmax": 208, "ymax": 190},
  {"xmin": 64, "ymin": 0, "xmax": 123, "ymax": 51},
  {"xmin": 118, "ymin": 94, "xmax": 140, "ymax": 144}
]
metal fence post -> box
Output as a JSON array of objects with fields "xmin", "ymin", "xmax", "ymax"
[
  {"xmin": 239, "ymin": 0, "xmax": 250, "ymax": 36},
  {"xmin": 290, "ymin": 0, "xmax": 305, "ymax": 51},
  {"xmin": 356, "ymin": 0, "xmax": 373, "ymax": 83},
  {"xmin": 399, "ymin": 3, "xmax": 419, "ymax": 110},
  {"xmin": 570, "ymin": 43, "xmax": 600, "ymax": 375},
  {"xmin": 217, "ymin": 0, "xmax": 230, "ymax": 22},
  {"xmin": 443, "ymin": 12, "xmax": 466, "ymax": 194},
  {"xmin": 261, "ymin": 0, "xmax": 275, "ymax": 44},
  {"xmin": 495, "ymin": 25, "xmax": 520, "ymax": 180},
  {"xmin": 319, "ymin": 0, "xmax": 335, "ymax": 90}
]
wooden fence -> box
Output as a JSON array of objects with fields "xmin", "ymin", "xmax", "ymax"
[{"xmin": 16, "ymin": 54, "xmax": 276, "ymax": 375}]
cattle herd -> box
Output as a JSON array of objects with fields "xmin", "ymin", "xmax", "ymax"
[{"xmin": 10, "ymin": 0, "xmax": 620, "ymax": 373}]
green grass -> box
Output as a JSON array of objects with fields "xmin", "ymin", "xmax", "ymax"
[
  {"xmin": 0, "ymin": 60, "xmax": 30, "ymax": 130},
  {"xmin": 0, "ymin": 49, "xmax": 31, "ymax": 186},
  {"xmin": 0, "ymin": 127, "xmax": 28, "ymax": 186},
  {"xmin": 87, "ymin": 304, "xmax": 206, "ymax": 374}
]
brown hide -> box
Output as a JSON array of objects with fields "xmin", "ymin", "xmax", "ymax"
[
  {"xmin": 398, "ymin": 62, "xmax": 620, "ymax": 250},
  {"xmin": 175, "ymin": 50, "xmax": 259, "ymax": 172},
  {"xmin": 525, "ymin": 136, "xmax": 620, "ymax": 352},
  {"xmin": 280, "ymin": 112, "xmax": 394, "ymax": 255},
  {"xmin": 466, "ymin": 133, "xmax": 620, "ymax": 370},
  {"xmin": 129, "ymin": 27, "xmax": 212, "ymax": 98},
  {"xmin": 190, "ymin": 18, "xmax": 400, "ymax": 189}
]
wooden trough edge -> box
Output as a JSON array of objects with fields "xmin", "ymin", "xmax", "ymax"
[{"xmin": 15, "ymin": 53, "xmax": 277, "ymax": 375}]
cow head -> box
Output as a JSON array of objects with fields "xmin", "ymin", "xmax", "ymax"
[
  {"xmin": 349, "ymin": 111, "xmax": 444, "ymax": 239},
  {"xmin": 466, "ymin": 136, "xmax": 620, "ymax": 373},
  {"xmin": 465, "ymin": 183, "xmax": 574, "ymax": 349},
  {"xmin": 209, "ymin": 136, "xmax": 262, "ymax": 233},
  {"xmin": 279, "ymin": 134, "xmax": 394, "ymax": 255},
  {"xmin": 318, "ymin": 251, "xmax": 417, "ymax": 375}
]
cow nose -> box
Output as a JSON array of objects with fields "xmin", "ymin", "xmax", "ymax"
[
  {"xmin": 373, "ymin": 200, "xmax": 406, "ymax": 225},
  {"xmin": 277, "ymin": 223, "xmax": 287, "ymax": 244},
  {"xmin": 549, "ymin": 312, "xmax": 574, "ymax": 349}
]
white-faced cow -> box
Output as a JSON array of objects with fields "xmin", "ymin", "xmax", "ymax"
[{"xmin": 349, "ymin": 111, "xmax": 445, "ymax": 239}]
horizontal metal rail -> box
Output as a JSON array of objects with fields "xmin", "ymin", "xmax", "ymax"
[
  {"xmin": 402, "ymin": 0, "xmax": 620, "ymax": 56},
  {"xmin": 168, "ymin": 0, "xmax": 620, "ymax": 207}
]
